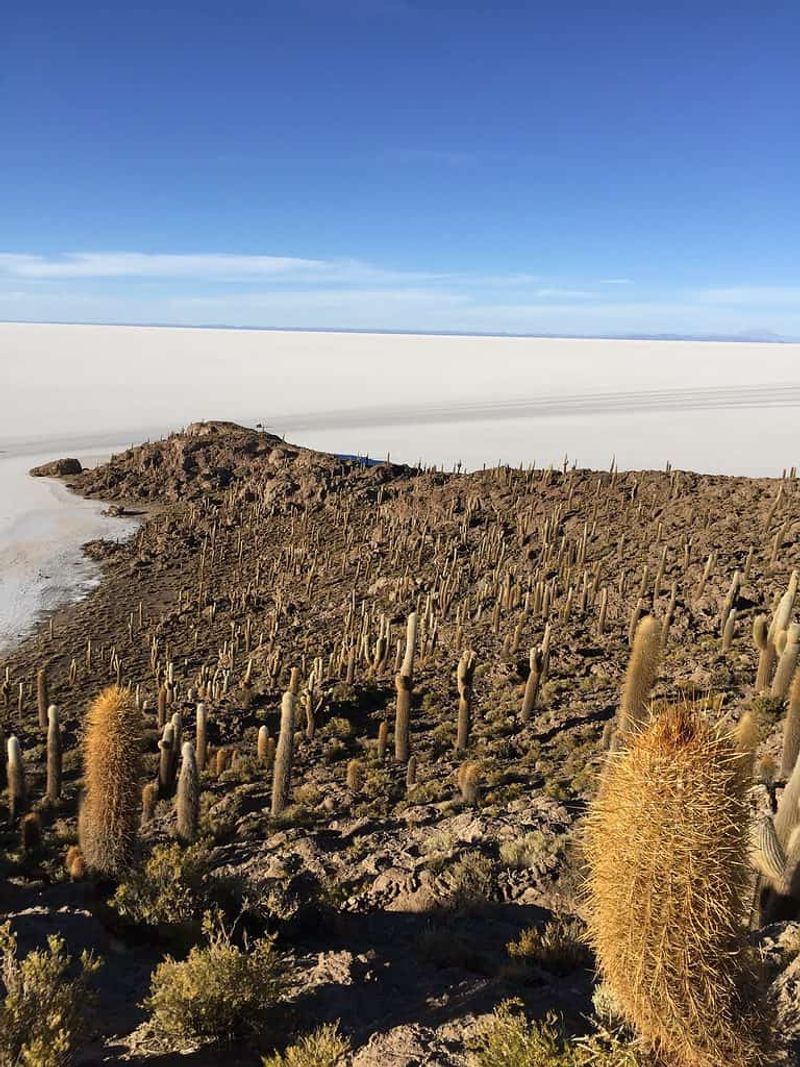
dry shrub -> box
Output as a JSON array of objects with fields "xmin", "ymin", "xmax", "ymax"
[
  {"xmin": 144, "ymin": 914, "xmax": 285, "ymax": 1045},
  {"xmin": 262, "ymin": 1023, "xmax": 351, "ymax": 1066},
  {"xmin": 0, "ymin": 921, "xmax": 101, "ymax": 1067}
]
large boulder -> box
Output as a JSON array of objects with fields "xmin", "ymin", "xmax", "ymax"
[{"xmin": 29, "ymin": 457, "xmax": 83, "ymax": 477}]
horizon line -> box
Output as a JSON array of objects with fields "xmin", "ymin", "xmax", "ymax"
[{"xmin": 0, "ymin": 318, "xmax": 795, "ymax": 344}]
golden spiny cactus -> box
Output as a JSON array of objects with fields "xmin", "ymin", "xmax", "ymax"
[
  {"xmin": 346, "ymin": 758, "xmax": 364, "ymax": 792},
  {"xmin": 79, "ymin": 685, "xmax": 142, "ymax": 876},
  {"xmin": 584, "ymin": 705, "xmax": 774, "ymax": 1067}
]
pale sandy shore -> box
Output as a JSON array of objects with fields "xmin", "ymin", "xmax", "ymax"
[{"xmin": 0, "ymin": 446, "xmax": 139, "ymax": 651}]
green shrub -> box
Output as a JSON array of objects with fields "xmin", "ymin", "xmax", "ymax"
[
  {"xmin": 506, "ymin": 917, "xmax": 591, "ymax": 976},
  {"xmin": 469, "ymin": 1001, "xmax": 573, "ymax": 1066},
  {"xmin": 469, "ymin": 1000, "xmax": 640, "ymax": 1067},
  {"xmin": 143, "ymin": 914, "xmax": 286, "ymax": 1046},
  {"xmin": 263, "ymin": 1023, "xmax": 351, "ymax": 1066},
  {"xmin": 0, "ymin": 921, "xmax": 101, "ymax": 1067},
  {"xmin": 111, "ymin": 843, "xmax": 211, "ymax": 929},
  {"xmin": 438, "ymin": 852, "xmax": 495, "ymax": 911}
]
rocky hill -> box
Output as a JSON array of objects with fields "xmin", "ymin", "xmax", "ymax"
[{"xmin": 2, "ymin": 421, "xmax": 799, "ymax": 1065}]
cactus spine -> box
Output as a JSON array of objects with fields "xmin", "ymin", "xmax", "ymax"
[
  {"xmin": 79, "ymin": 685, "xmax": 142, "ymax": 876},
  {"xmin": 46, "ymin": 704, "xmax": 62, "ymax": 804},
  {"xmin": 271, "ymin": 690, "xmax": 296, "ymax": 816},
  {"xmin": 585, "ymin": 705, "xmax": 773, "ymax": 1066},
  {"xmin": 176, "ymin": 740, "xmax": 199, "ymax": 844}
]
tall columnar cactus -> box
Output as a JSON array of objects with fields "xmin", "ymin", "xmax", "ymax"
[
  {"xmin": 46, "ymin": 704, "xmax": 62, "ymax": 804},
  {"xmin": 79, "ymin": 685, "xmax": 142, "ymax": 876},
  {"xmin": 781, "ymin": 669, "xmax": 800, "ymax": 778},
  {"xmin": 455, "ymin": 650, "xmax": 477, "ymax": 752},
  {"xmin": 585, "ymin": 705, "xmax": 773, "ymax": 1067},
  {"xmin": 6, "ymin": 736, "xmax": 27, "ymax": 822},
  {"xmin": 754, "ymin": 615, "xmax": 774, "ymax": 693},
  {"xmin": 610, "ymin": 615, "xmax": 661, "ymax": 748},
  {"xmin": 195, "ymin": 703, "xmax": 207, "ymax": 772},
  {"xmin": 176, "ymin": 741, "xmax": 199, "ymax": 844},
  {"xmin": 157, "ymin": 685, "xmax": 168, "ymax": 729},
  {"xmin": 520, "ymin": 624, "xmax": 551, "ymax": 724},
  {"xmin": 158, "ymin": 722, "xmax": 175, "ymax": 796},
  {"xmin": 772, "ymin": 624, "xmax": 800, "ymax": 699},
  {"xmin": 37, "ymin": 666, "xmax": 49, "ymax": 730},
  {"xmin": 394, "ymin": 612, "xmax": 417, "ymax": 762},
  {"xmin": 271, "ymin": 690, "xmax": 296, "ymax": 816}
]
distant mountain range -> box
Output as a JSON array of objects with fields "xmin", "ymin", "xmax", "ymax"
[{"xmin": 1, "ymin": 319, "xmax": 796, "ymax": 343}]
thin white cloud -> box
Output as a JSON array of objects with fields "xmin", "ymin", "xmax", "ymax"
[{"xmin": 692, "ymin": 286, "xmax": 800, "ymax": 306}]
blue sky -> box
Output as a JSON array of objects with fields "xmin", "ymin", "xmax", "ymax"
[{"xmin": 2, "ymin": 1, "xmax": 799, "ymax": 337}]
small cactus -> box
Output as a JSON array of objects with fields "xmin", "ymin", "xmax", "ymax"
[
  {"xmin": 21, "ymin": 811, "xmax": 42, "ymax": 852},
  {"xmin": 65, "ymin": 844, "xmax": 87, "ymax": 880},
  {"xmin": 346, "ymin": 758, "xmax": 364, "ymax": 792},
  {"xmin": 257, "ymin": 724, "xmax": 270, "ymax": 764},
  {"xmin": 457, "ymin": 760, "xmax": 481, "ymax": 805},
  {"xmin": 406, "ymin": 754, "xmax": 417, "ymax": 790},
  {"xmin": 376, "ymin": 720, "xmax": 388, "ymax": 761},
  {"xmin": 141, "ymin": 781, "xmax": 158, "ymax": 826}
]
